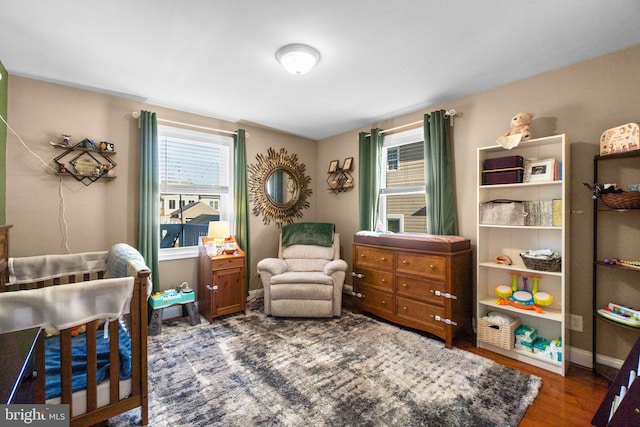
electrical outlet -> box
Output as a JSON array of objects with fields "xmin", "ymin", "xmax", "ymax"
[{"xmin": 570, "ymin": 314, "xmax": 583, "ymax": 332}]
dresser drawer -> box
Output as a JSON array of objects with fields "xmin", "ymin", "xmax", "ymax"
[
  {"xmin": 358, "ymin": 284, "xmax": 394, "ymax": 316},
  {"xmin": 396, "ymin": 252, "xmax": 445, "ymax": 279},
  {"xmin": 396, "ymin": 275, "xmax": 446, "ymax": 306},
  {"xmin": 356, "ymin": 267, "xmax": 394, "ymax": 291},
  {"xmin": 396, "ymin": 296, "xmax": 445, "ymax": 334},
  {"xmin": 354, "ymin": 245, "xmax": 394, "ymax": 271},
  {"xmin": 211, "ymin": 256, "xmax": 245, "ymax": 270}
]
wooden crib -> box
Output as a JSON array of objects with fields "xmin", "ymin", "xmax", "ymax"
[{"xmin": 0, "ymin": 244, "xmax": 150, "ymax": 427}]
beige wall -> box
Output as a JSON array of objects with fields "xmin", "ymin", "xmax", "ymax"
[
  {"xmin": 317, "ymin": 44, "xmax": 640, "ymax": 358},
  {"xmin": 6, "ymin": 44, "xmax": 640, "ymax": 359},
  {"xmin": 6, "ymin": 76, "xmax": 318, "ymax": 294}
]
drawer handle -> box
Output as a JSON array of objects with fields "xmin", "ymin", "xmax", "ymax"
[
  {"xmin": 429, "ymin": 264, "xmax": 435, "ymax": 269},
  {"xmin": 402, "ymin": 260, "xmax": 407, "ymax": 265},
  {"xmin": 381, "ymin": 300, "xmax": 386, "ymax": 305},
  {"xmin": 402, "ymin": 306, "xmax": 407, "ymax": 311},
  {"xmin": 361, "ymin": 254, "xmax": 366, "ymax": 258},
  {"xmin": 381, "ymin": 257, "xmax": 386, "ymax": 261},
  {"xmin": 402, "ymin": 283, "xmax": 407, "ymax": 288},
  {"xmin": 381, "ymin": 278, "xmax": 386, "ymax": 283}
]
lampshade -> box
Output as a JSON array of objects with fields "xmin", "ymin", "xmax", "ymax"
[
  {"xmin": 208, "ymin": 221, "xmax": 230, "ymax": 239},
  {"xmin": 276, "ymin": 44, "xmax": 320, "ymax": 75}
]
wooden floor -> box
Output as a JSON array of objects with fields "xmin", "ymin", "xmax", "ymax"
[{"xmin": 455, "ymin": 334, "xmax": 610, "ymax": 427}]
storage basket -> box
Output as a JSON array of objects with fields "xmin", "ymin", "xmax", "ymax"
[
  {"xmin": 520, "ymin": 253, "xmax": 562, "ymax": 272},
  {"xmin": 601, "ymin": 192, "xmax": 640, "ymax": 210},
  {"xmin": 478, "ymin": 313, "xmax": 520, "ymax": 350}
]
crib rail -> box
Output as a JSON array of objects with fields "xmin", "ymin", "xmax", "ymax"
[{"xmin": 1, "ymin": 271, "xmax": 106, "ymax": 293}]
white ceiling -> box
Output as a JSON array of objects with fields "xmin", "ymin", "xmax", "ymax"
[{"xmin": 1, "ymin": 1, "xmax": 639, "ymax": 140}]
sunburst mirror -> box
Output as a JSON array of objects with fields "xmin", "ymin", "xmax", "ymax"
[{"xmin": 248, "ymin": 147, "xmax": 312, "ymax": 228}]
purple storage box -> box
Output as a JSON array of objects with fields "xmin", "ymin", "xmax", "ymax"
[
  {"xmin": 483, "ymin": 155, "xmax": 524, "ymax": 171},
  {"xmin": 482, "ymin": 168, "xmax": 524, "ymax": 185}
]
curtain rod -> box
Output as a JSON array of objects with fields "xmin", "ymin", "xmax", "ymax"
[
  {"xmin": 380, "ymin": 120, "xmax": 423, "ymax": 135},
  {"xmin": 365, "ymin": 109, "xmax": 459, "ymax": 137},
  {"xmin": 131, "ymin": 111, "xmax": 238, "ymax": 136}
]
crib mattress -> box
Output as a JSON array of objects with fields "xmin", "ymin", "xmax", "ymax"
[
  {"xmin": 46, "ymin": 378, "xmax": 132, "ymax": 417},
  {"xmin": 44, "ymin": 321, "xmax": 132, "ymax": 400}
]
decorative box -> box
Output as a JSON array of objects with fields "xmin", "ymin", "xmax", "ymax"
[
  {"xmin": 480, "ymin": 200, "xmax": 526, "ymax": 226},
  {"xmin": 600, "ymin": 123, "xmax": 639, "ymax": 155},
  {"xmin": 482, "ymin": 169, "xmax": 524, "ymax": 185},
  {"xmin": 482, "ymin": 155, "xmax": 525, "ymax": 185},
  {"xmin": 483, "ymin": 155, "xmax": 524, "ymax": 170}
]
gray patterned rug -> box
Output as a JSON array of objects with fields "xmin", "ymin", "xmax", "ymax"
[{"xmin": 110, "ymin": 301, "xmax": 541, "ymax": 426}]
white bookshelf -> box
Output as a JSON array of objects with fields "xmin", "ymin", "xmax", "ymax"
[{"xmin": 476, "ymin": 134, "xmax": 569, "ymax": 376}]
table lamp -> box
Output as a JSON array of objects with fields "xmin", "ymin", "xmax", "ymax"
[{"xmin": 207, "ymin": 221, "xmax": 236, "ymax": 254}]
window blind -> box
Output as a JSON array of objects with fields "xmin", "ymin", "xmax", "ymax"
[{"xmin": 158, "ymin": 126, "xmax": 233, "ymax": 196}]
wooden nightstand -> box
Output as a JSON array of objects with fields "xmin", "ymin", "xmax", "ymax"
[{"xmin": 197, "ymin": 236, "xmax": 246, "ymax": 323}]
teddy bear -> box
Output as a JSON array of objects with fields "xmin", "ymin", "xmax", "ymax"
[{"xmin": 496, "ymin": 112, "xmax": 534, "ymax": 149}]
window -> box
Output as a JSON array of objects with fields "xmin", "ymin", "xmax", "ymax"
[
  {"xmin": 158, "ymin": 125, "xmax": 234, "ymax": 257},
  {"xmin": 379, "ymin": 128, "xmax": 427, "ymax": 233},
  {"xmin": 387, "ymin": 147, "xmax": 399, "ymax": 171}
]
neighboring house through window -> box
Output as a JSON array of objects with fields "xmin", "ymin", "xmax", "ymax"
[
  {"xmin": 158, "ymin": 125, "xmax": 234, "ymax": 256},
  {"xmin": 380, "ymin": 127, "xmax": 427, "ymax": 233}
]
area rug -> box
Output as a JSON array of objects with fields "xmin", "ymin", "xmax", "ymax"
[{"xmin": 110, "ymin": 303, "xmax": 541, "ymax": 426}]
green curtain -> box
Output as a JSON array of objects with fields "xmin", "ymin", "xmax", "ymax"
[
  {"xmin": 138, "ymin": 110, "xmax": 160, "ymax": 292},
  {"xmin": 358, "ymin": 128, "xmax": 383, "ymax": 231},
  {"xmin": 424, "ymin": 110, "xmax": 458, "ymax": 235},
  {"xmin": 233, "ymin": 129, "xmax": 250, "ymax": 294}
]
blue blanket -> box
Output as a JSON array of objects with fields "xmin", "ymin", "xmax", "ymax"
[
  {"xmin": 281, "ymin": 223, "xmax": 335, "ymax": 247},
  {"xmin": 45, "ymin": 322, "xmax": 132, "ymax": 400}
]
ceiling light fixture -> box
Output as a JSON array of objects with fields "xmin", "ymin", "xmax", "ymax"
[{"xmin": 276, "ymin": 44, "xmax": 320, "ymax": 75}]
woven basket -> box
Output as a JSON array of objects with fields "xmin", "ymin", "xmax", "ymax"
[
  {"xmin": 520, "ymin": 253, "xmax": 562, "ymax": 272},
  {"xmin": 601, "ymin": 192, "xmax": 640, "ymax": 210},
  {"xmin": 478, "ymin": 313, "xmax": 520, "ymax": 350}
]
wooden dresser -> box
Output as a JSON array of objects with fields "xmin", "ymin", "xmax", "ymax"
[{"xmin": 352, "ymin": 233, "xmax": 472, "ymax": 348}]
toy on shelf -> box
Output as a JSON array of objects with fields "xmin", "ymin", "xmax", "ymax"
[
  {"xmin": 604, "ymin": 257, "xmax": 640, "ymax": 270},
  {"xmin": 597, "ymin": 303, "xmax": 640, "ymax": 327},
  {"xmin": 495, "ymin": 272, "xmax": 554, "ymax": 313}
]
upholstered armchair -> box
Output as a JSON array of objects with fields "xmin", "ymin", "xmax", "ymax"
[{"xmin": 257, "ymin": 223, "xmax": 347, "ymax": 318}]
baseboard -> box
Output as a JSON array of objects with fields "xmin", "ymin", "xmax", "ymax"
[
  {"xmin": 248, "ymin": 288, "xmax": 264, "ymax": 300},
  {"xmin": 569, "ymin": 346, "xmax": 624, "ymax": 370},
  {"xmin": 569, "ymin": 346, "xmax": 593, "ymax": 368},
  {"xmin": 160, "ymin": 304, "xmax": 187, "ymax": 320},
  {"xmin": 595, "ymin": 352, "xmax": 624, "ymax": 370}
]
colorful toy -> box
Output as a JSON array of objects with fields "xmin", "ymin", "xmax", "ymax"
[
  {"xmin": 495, "ymin": 272, "xmax": 553, "ymax": 313},
  {"xmin": 597, "ymin": 303, "xmax": 640, "ymax": 327},
  {"xmin": 604, "ymin": 258, "xmax": 640, "ymax": 270}
]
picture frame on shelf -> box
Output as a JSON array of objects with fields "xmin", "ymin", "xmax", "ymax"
[
  {"xmin": 328, "ymin": 159, "xmax": 339, "ymax": 173},
  {"xmin": 525, "ymin": 158, "xmax": 555, "ymax": 183},
  {"xmin": 343, "ymin": 157, "xmax": 353, "ymax": 171}
]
